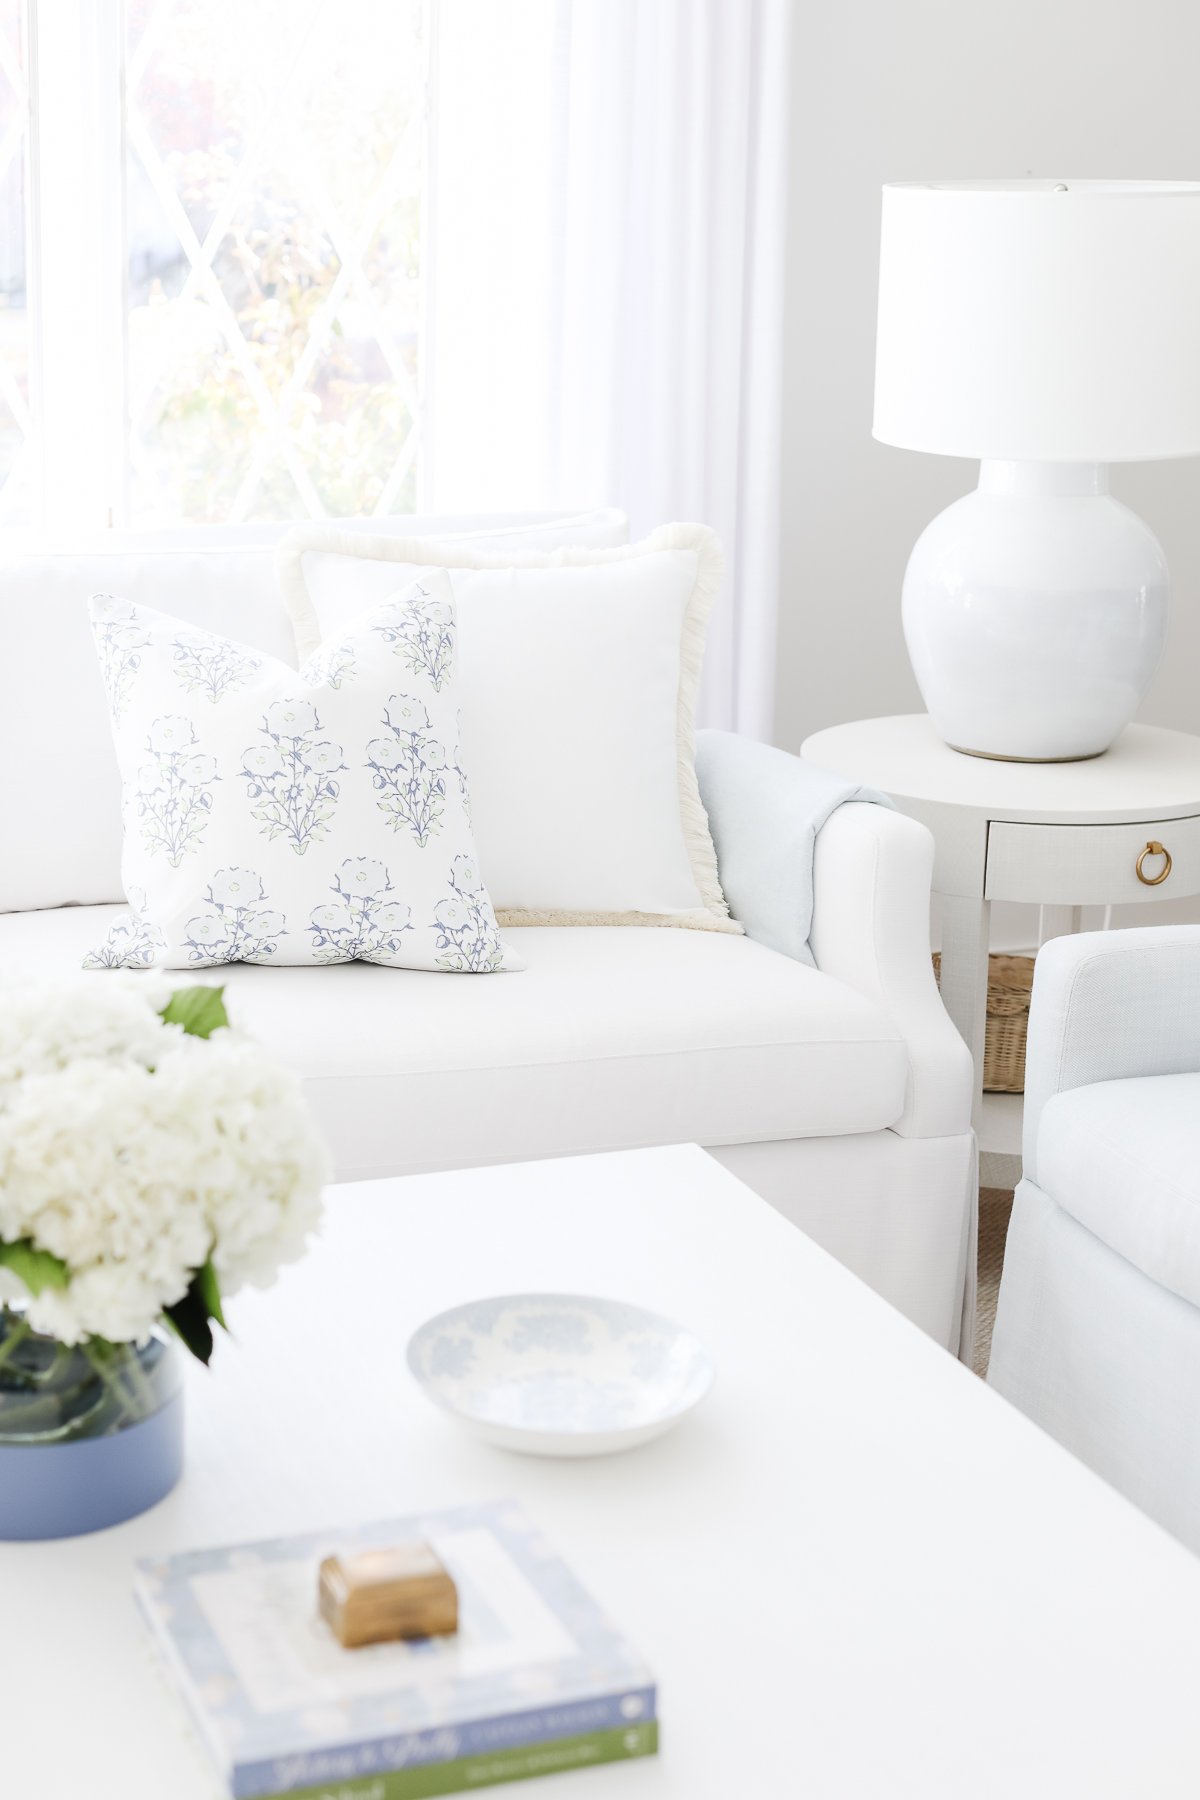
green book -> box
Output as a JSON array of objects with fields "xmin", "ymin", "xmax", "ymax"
[{"xmin": 282, "ymin": 1724, "xmax": 659, "ymax": 1800}]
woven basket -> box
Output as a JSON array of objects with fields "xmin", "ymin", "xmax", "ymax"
[{"xmin": 932, "ymin": 952, "xmax": 1034, "ymax": 1094}]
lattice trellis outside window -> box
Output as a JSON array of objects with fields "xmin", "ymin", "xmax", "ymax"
[{"xmin": 9, "ymin": 0, "xmax": 431, "ymax": 531}]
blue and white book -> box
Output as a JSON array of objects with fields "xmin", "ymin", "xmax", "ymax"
[{"xmin": 135, "ymin": 1499, "xmax": 657, "ymax": 1800}]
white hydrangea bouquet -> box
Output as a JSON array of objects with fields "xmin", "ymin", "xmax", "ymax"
[{"xmin": 0, "ymin": 979, "xmax": 326, "ymax": 1462}]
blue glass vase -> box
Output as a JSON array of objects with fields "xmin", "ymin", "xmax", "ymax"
[{"xmin": 0, "ymin": 1303, "xmax": 184, "ymax": 1539}]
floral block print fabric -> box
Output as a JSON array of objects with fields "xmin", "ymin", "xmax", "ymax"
[{"xmin": 86, "ymin": 575, "xmax": 519, "ymax": 973}]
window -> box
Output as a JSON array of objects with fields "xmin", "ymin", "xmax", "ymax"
[
  {"xmin": 6, "ymin": 0, "xmax": 431, "ymax": 531},
  {"xmin": 0, "ymin": 0, "xmax": 30, "ymax": 524}
]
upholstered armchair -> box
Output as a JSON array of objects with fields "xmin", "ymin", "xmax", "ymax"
[{"xmin": 988, "ymin": 925, "xmax": 1200, "ymax": 1551}]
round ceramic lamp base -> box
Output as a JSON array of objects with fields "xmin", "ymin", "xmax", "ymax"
[{"xmin": 902, "ymin": 462, "xmax": 1169, "ymax": 763}]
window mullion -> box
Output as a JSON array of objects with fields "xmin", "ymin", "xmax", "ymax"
[{"xmin": 28, "ymin": 0, "xmax": 125, "ymax": 532}]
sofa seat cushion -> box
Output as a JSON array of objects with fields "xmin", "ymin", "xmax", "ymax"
[
  {"xmin": 0, "ymin": 907, "xmax": 909, "ymax": 1181},
  {"xmin": 1038, "ymin": 1074, "xmax": 1200, "ymax": 1308}
]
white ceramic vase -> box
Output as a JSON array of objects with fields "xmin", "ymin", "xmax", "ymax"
[{"xmin": 902, "ymin": 461, "xmax": 1169, "ymax": 762}]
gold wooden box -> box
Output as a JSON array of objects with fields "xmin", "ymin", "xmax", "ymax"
[{"xmin": 318, "ymin": 1544, "xmax": 459, "ymax": 1649}]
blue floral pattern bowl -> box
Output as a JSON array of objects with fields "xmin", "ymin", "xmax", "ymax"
[{"xmin": 406, "ymin": 1294, "xmax": 715, "ymax": 1457}]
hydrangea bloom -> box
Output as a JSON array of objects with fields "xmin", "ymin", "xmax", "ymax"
[{"xmin": 0, "ymin": 979, "xmax": 326, "ymax": 1347}]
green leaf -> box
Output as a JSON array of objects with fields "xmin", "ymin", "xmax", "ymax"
[
  {"xmin": 163, "ymin": 1284, "xmax": 214, "ymax": 1366},
  {"xmin": 196, "ymin": 1255, "xmax": 226, "ymax": 1331},
  {"xmin": 162, "ymin": 1256, "xmax": 226, "ymax": 1366},
  {"xmin": 0, "ymin": 1238, "xmax": 70, "ymax": 1296},
  {"xmin": 159, "ymin": 986, "xmax": 229, "ymax": 1039}
]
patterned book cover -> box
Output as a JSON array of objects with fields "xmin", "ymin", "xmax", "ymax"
[{"xmin": 135, "ymin": 1499, "xmax": 657, "ymax": 1799}]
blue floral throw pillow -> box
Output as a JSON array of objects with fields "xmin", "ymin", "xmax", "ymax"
[{"xmin": 85, "ymin": 573, "xmax": 520, "ymax": 974}]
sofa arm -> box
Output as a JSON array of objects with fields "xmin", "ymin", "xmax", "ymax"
[
  {"xmin": 695, "ymin": 728, "xmax": 885, "ymax": 963},
  {"xmin": 811, "ymin": 803, "xmax": 973, "ymax": 1139},
  {"xmin": 1023, "ymin": 925, "xmax": 1200, "ymax": 1182}
]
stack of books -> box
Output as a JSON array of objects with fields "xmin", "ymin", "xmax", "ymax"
[{"xmin": 135, "ymin": 1498, "xmax": 658, "ymax": 1799}]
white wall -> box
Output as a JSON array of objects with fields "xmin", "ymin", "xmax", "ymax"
[{"xmin": 776, "ymin": 0, "xmax": 1200, "ymax": 756}]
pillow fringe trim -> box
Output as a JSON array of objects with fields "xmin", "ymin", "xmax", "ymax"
[{"xmin": 497, "ymin": 906, "xmax": 741, "ymax": 933}]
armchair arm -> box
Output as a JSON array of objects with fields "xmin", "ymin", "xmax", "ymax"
[
  {"xmin": 811, "ymin": 802, "xmax": 973, "ymax": 1139},
  {"xmin": 1023, "ymin": 925, "xmax": 1200, "ymax": 1182}
]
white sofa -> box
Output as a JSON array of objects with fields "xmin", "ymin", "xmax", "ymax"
[
  {"xmin": 988, "ymin": 927, "xmax": 1200, "ymax": 1548},
  {"xmin": 0, "ymin": 513, "xmax": 976, "ymax": 1354}
]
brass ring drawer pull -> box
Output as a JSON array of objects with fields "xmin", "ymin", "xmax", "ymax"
[{"xmin": 1136, "ymin": 840, "xmax": 1173, "ymax": 886}]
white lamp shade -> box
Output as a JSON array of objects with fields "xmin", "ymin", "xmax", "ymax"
[{"xmin": 873, "ymin": 180, "xmax": 1200, "ymax": 462}]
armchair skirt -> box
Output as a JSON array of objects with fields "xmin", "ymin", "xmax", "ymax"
[{"xmin": 989, "ymin": 927, "xmax": 1200, "ymax": 1551}]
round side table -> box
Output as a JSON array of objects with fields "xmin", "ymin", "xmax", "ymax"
[{"xmin": 802, "ymin": 715, "xmax": 1200, "ymax": 1182}]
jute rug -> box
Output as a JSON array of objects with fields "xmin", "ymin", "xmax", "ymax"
[{"xmin": 973, "ymin": 1187, "xmax": 1015, "ymax": 1378}]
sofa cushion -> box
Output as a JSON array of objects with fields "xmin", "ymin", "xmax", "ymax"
[
  {"xmin": 86, "ymin": 579, "xmax": 516, "ymax": 974},
  {"xmin": 0, "ymin": 907, "xmax": 909, "ymax": 1180},
  {"xmin": 277, "ymin": 524, "xmax": 734, "ymax": 931},
  {"xmin": 0, "ymin": 511, "xmax": 627, "ymax": 915},
  {"xmin": 1038, "ymin": 1073, "xmax": 1200, "ymax": 1308}
]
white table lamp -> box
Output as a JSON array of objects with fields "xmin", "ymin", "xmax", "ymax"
[{"xmin": 874, "ymin": 179, "xmax": 1200, "ymax": 761}]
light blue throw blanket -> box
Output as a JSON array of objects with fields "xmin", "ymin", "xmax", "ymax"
[{"xmin": 694, "ymin": 729, "xmax": 891, "ymax": 967}]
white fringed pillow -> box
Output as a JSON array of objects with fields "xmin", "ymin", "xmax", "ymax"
[
  {"xmin": 85, "ymin": 573, "xmax": 519, "ymax": 974},
  {"xmin": 276, "ymin": 524, "xmax": 737, "ymax": 931}
]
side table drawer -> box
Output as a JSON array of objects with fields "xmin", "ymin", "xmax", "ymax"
[{"xmin": 985, "ymin": 815, "xmax": 1200, "ymax": 904}]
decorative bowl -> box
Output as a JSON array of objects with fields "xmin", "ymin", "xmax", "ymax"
[{"xmin": 406, "ymin": 1293, "xmax": 715, "ymax": 1457}]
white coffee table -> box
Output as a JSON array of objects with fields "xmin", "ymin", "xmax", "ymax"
[{"xmin": 7, "ymin": 1144, "xmax": 1200, "ymax": 1797}]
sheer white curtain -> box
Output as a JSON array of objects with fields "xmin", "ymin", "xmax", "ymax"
[{"xmin": 426, "ymin": 0, "xmax": 792, "ymax": 737}]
